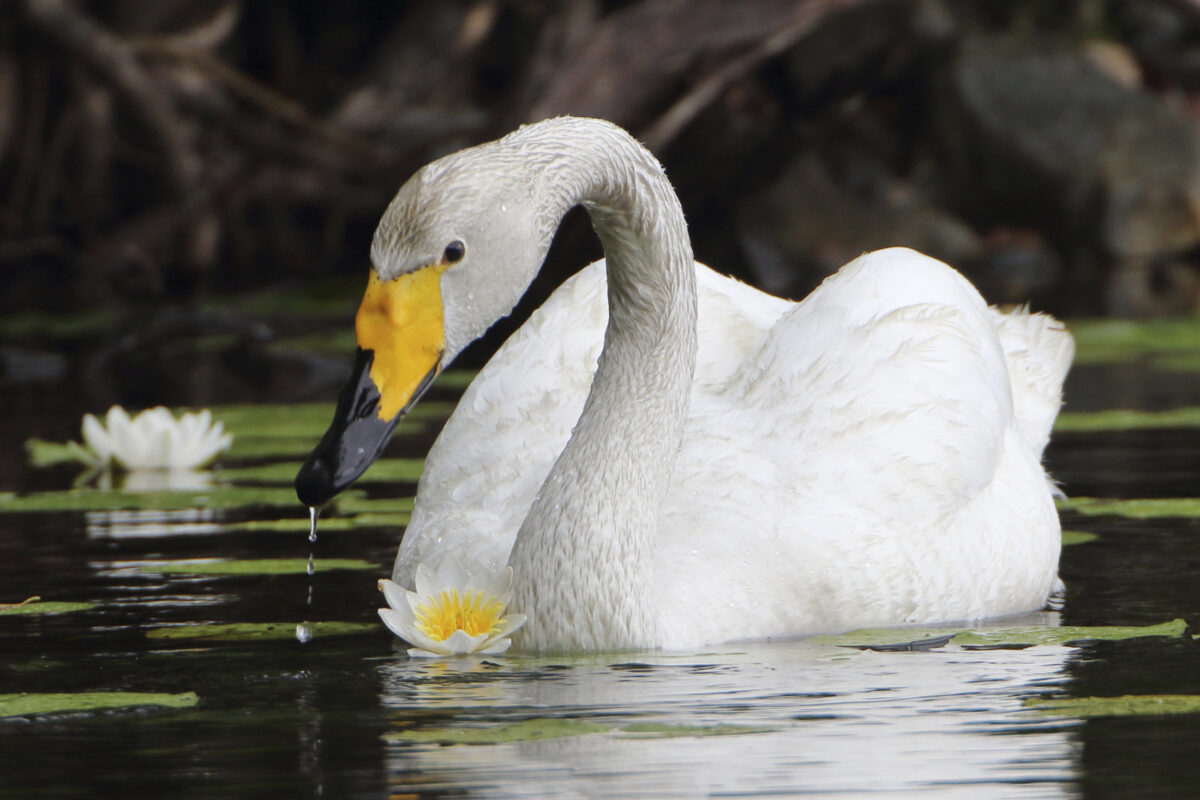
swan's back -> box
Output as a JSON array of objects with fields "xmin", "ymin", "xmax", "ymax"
[{"xmin": 395, "ymin": 247, "xmax": 1071, "ymax": 646}]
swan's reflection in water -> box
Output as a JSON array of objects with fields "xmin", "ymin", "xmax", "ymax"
[{"xmin": 378, "ymin": 617, "xmax": 1080, "ymax": 798}]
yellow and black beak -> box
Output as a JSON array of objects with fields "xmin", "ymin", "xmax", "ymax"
[{"xmin": 295, "ymin": 265, "xmax": 448, "ymax": 508}]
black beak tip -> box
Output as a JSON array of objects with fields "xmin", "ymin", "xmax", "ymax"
[{"xmin": 295, "ymin": 455, "xmax": 334, "ymax": 508}]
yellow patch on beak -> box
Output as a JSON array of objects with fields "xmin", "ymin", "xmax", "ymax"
[{"xmin": 355, "ymin": 264, "xmax": 449, "ymax": 421}]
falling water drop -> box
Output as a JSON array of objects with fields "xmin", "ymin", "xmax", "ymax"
[
  {"xmin": 306, "ymin": 507, "xmax": 318, "ymax": 608},
  {"xmin": 295, "ymin": 621, "xmax": 313, "ymax": 644}
]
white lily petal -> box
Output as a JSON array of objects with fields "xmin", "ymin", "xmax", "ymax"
[
  {"xmin": 80, "ymin": 414, "xmax": 113, "ymax": 463},
  {"xmin": 406, "ymin": 647, "xmax": 442, "ymax": 658},
  {"xmin": 378, "ymin": 608, "xmax": 444, "ymax": 653},
  {"xmin": 439, "ymin": 628, "xmax": 491, "ymax": 654},
  {"xmin": 76, "ymin": 405, "xmax": 233, "ymax": 471},
  {"xmin": 478, "ymin": 637, "xmax": 513, "ymax": 655},
  {"xmin": 378, "ymin": 578, "xmax": 410, "ymax": 612},
  {"xmin": 490, "ymin": 613, "xmax": 527, "ymax": 640}
]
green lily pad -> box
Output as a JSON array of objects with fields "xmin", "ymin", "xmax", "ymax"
[
  {"xmin": 1024, "ymin": 694, "xmax": 1200, "ymax": 718},
  {"xmin": 0, "ymin": 308, "xmax": 119, "ymax": 340},
  {"xmin": 220, "ymin": 458, "xmax": 424, "ymax": 485},
  {"xmin": 1061, "ymin": 530, "xmax": 1098, "ymax": 546},
  {"xmin": 617, "ymin": 722, "xmax": 775, "ymax": 738},
  {"xmin": 0, "ymin": 691, "xmax": 198, "ymax": 718},
  {"xmin": 146, "ymin": 621, "xmax": 378, "ymax": 641},
  {"xmin": 0, "ymin": 484, "xmax": 384, "ymax": 514},
  {"xmin": 1060, "ymin": 497, "xmax": 1200, "ymax": 519},
  {"xmin": 386, "ymin": 718, "xmax": 777, "ymax": 745},
  {"xmin": 209, "ymin": 276, "xmax": 363, "ymax": 318},
  {"xmin": 332, "ymin": 495, "xmax": 416, "ymax": 515},
  {"xmin": 0, "ymin": 598, "xmax": 95, "ymax": 616},
  {"xmin": 1153, "ymin": 354, "xmax": 1200, "ymax": 373},
  {"xmin": 140, "ymin": 558, "xmax": 378, "ymax": 576},
  {"xmin": 1055, "ymin": 407, "xmax": 1200, "ymax": 433},
  {"xmin": 387, "ymin": 718, "xmax": 610, "ymax": 745},
  {"xmin": 224, "ymin": 513, "xmax": 409, "ymax": 533},
  {"xmin": 809, "ymin": 618, "xmax": 1187, "ymax": 649},
  {"xmin": 269, "ymin": 329, "xmax": 358, "ymax": 355},
  {"xmin": 208, "ymin": 403, "xmax": 347, "ymax": 439},
  {"xmin": 24, "ymin": 439, "xmax": 81, "ymax": 468},
  {"xmin": 433, "ymin": 370, "xmax": 478, "ymax": 390},
  {"xmin": 0, "ymin": 485, "xmax": 302, "ymax": 513},
  {"xmin": 1069, "ymin": 317, "xmax": 1200, "ymax": 364},
  {"xmin": 226, "ymin": 437, "xmax": 330, "ymax": 460}
]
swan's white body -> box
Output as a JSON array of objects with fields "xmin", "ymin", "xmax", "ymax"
[{"xmin": 370, "ymin": 118, "xmax": 1072, "ymax": 652}]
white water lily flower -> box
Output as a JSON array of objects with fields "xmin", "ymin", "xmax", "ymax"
[
  {"xmin": 378, "ymin": 562, "xmax": 527, "ymax": 658},
  {"xmin": 72, "ymin": 406, "xmax": 233, "ymax": 471}
]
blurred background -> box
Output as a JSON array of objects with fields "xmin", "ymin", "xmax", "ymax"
[{"xmin": 4, "ymin": 0, "xmax": 1200, "ymax": 421}]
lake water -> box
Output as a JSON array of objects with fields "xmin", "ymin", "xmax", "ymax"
[{"xmin": 0, "ymin": 349, "xmax": 1198, "ymax": 798}]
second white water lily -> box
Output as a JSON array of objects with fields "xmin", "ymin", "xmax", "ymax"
[
  {"xmin": 72, "ymin": 406, "xmax": 233, "ymax": 471},
  {"xmin": 378, "ymin": 562, "xmax": 526, "ymax": 657}
]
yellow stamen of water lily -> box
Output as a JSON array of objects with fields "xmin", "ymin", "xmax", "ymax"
[{"xmin": 413, "ymin": 588, "xmax": 505, "ymax": 642}]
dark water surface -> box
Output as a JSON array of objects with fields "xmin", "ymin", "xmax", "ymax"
[{"xmin": 0, "ymin": 360, "xmax": 1198, "ymax": 799}]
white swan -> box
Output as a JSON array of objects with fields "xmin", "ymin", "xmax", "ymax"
[{"xmin": 296, "ymin": 117, "xmax": 1074, "ymax": 653}]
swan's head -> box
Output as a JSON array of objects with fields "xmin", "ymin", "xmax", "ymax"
[{"xmin": 295, "ymin": 136, "xmax": 560, "ymax": 508}]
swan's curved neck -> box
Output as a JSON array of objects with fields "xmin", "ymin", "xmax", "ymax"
[{"xmin": 506, "ymin": 120, "xmax": 698, "ymax": 652}]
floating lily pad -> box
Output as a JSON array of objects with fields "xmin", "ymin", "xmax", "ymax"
[
  {"xmin": 1062, "ymin": 530, "xmax": 1098, "ymax": 546},
  {"xmin": 224, "ymin": 513, "xmax": 409, "ymax": 533},
  {"xmin": 387, "ymin": 718, "xmax": 610, "ymax": 745},
  {"xmin": 210, "ymin": 276, "xmax": 363, "ymax": 318},
  {"xmin": 140, "ymin": 558, "xmax": 378, "ymax": 576},
  {"xmin": 1055, "ymin": 407, "xmax": 1200, "ymax": 433},
  {"xmin": 146, "ymin": 621, "xmax": 378, "ymax": 641},
  {"xmin": 1154, "ymin": 354, "xmax": 1200, "ymax": 373},
  {"xmin": 617, "ymin": 722, "xmax": 775, "ymax": 738},
  {"xmin": 220, "ymin": 458, "xmax": 424, "ymax": 485},
  {"xmin": 1024, "ymin": 694, "xmax": 1200, "ymax": 718},
  {"xmin": 0, "ymin": 485, "xmax": 300, "ymax": 513},
  {"xmin": 0, "ymin": 308, "xmax": 119, "ymax": 340},
  {"xmin": 0, "ymin": 598, "xmax": 95, "ymax": 616},
  {"xmin": 433, "ymin": 370, "xmax": 478, "ymax": 390},
  {"xmin": 0, "ymin": 691, "xmax": 198, "ymax": 718},
  {"xmin": 23, "ymin": 439, "xmax": 80, "ymax": 468},
  {"xmin": 0, "ymin": 484, "xmax": 381, "ymax": 514},
  {"xmin": 1060, "ymin": 497, "xmax": 1200, "ymax": 519},
  {"xmin": 1069, "ymin": 317, "xmax": 1200, "ymax": 364},
  {"xmin": 212, "ymin": 401, "xmax": 454, "ymax": 438},
  {"xmin": 226, "ymin": 437, "xmax": 330, "ymax": 460},
  {"xmin": 333, "ymin": 495, "xmax": 416, "ymax": 515},
  {"xmin": 809, "ymin": 618, "xmax": 1187, "ymax": 649},
  {"xmin": 208, "ymin": 403, "xmax": 349, "ymax": 439},
  {"xmin": 386, "ymin": 718, "xmax": 776, "ymax": 745},
  {"xmin": 269, "ymin": 329, "xmax": 358, "ymax": 355}
]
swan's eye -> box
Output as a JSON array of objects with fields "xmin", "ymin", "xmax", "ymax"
[{"xmin": 442, "ymin": 240, "xmax": 466, "ymax": 264}]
